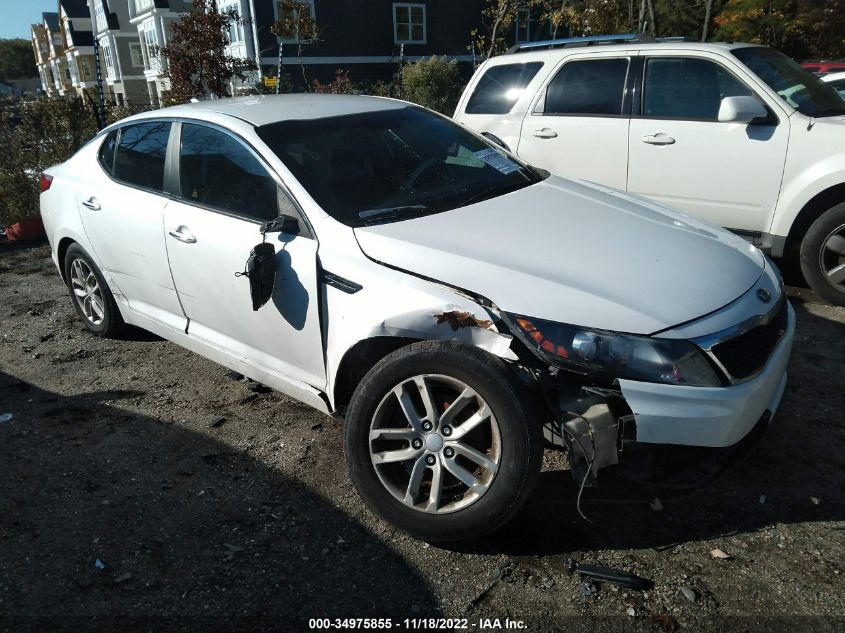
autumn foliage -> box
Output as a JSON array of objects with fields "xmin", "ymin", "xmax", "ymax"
[{"xmin": 160, "ymin": 0, "xmax": 256, "ymax": 105}]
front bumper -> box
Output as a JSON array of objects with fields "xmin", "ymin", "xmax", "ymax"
[{"xmin": 617, "ymin": 302, "xmax": 795, "ymax": 448}]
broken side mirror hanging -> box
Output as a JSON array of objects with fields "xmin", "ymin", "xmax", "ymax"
[{"xmin": 236, "ymin": 215, "xmax": 301, "ymax": 311}]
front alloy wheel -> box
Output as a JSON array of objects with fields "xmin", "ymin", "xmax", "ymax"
[
  {"xmin": 370, "ymin": 374, "xmax": 502, "ymax": 514},
  {"xmin": 345, "ymin": 341, "xmax": 542, "ymax": 542},
  {"xmin": 801, "ymin": 202, "xmax": 845, "ymax": 306}
]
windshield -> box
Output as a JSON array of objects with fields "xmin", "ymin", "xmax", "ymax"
[
  {"xmin": 256, "ymin": 106, "xmax": 542, "ymax": 227},
  {"xmin": 733, "ymin": 47, "xmax": 845, "ymax": 117}
]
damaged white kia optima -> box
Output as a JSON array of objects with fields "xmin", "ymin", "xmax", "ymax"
[{"xmin": 40, "ymin": 95, "xmax": 794, "ymax": 542}]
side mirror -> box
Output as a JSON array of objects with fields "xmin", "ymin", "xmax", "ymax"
[
  {"xmin": 718, "ymin": 96, "xmax": 768, "ymax": 124},
  {"xmin": 240, "ymin": 242, "xmax": 276, "ymax": 311},
  {"xmin": 260, "ymin": 214, "xmax": 300, "ymax": 236}
]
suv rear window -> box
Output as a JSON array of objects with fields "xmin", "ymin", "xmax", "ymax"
[
  {"xmin": 544, "ymin": 58, "xmax": 629, "ymax": 116},
  {"xmin": 465, "ymin": 62, "xmax": 543, "ymax": 114}
]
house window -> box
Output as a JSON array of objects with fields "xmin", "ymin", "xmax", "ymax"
[
  {"xmin": 95, "ymin": 3, "xmax": 108, "ymax": 31},
  {"xmin": 134, "ymin": 0, "xmax": 154, "ymax": 12},
  {"xmin": 142, "ymin": 22, "xmax": 158, "ymax": 70},
  {"xmin": 220, "ymin": 1, "xmax": 243, "ymax": 44},
  {"xmin": 68, "ymin": 59, "xmax": 79, "ymax": 83},
  {"xmin": 393, "ymin": 3, "xmax": 426, "ymax": 44},
  {"xmin": 276, "ymin": 1, "xmax": 316, "ymax": 42},
  {"xmin": 129, "ymin": 42, "xmax": 144, "ymax": 67},
  {"xmin": 81, "ymin": 58, "xmax": 92, "ymax": 79},
  {"xmin": 102, "ymin": 44, "xmax": 115, "ymax": 77},
  {"xmin": 515, "ymin": 8, "xmax": 531, "ymax": 43}
]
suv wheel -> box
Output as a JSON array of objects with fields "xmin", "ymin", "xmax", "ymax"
[
  {"xmin": 800, "ymin": 202, "xmax": 845, "ymax": 306},
  {"xmin": 344, "ymin": 341, "xmax": 543, "ymax": 542},
  {"xmin": 64, "ymin": 243, "xmax": 125, "ymax": 337}
]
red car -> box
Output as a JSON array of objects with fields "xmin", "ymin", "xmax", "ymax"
[{"xmin": 802, "ymin": 60, "xmax": 845, "ymax": 75}]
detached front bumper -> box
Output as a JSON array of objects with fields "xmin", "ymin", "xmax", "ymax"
[{"xmin": 618, "ymin": 302, "xmax": 795, "ymax": 448}]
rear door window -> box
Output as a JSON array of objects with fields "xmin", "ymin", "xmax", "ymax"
[
  {"xmin": 113, "ymin": 121, "xmax": 172, "ymax": 191},
  {"xmin": 465, "ymin": 62, "xmax": 544, "ymax": 114},
  {"xmin": 543, "ymin": 58, "xmax": 629, "ymax": 116}
]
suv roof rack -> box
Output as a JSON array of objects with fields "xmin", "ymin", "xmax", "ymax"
[{"xmin": 506, "ymin": 33, "xmax": 698, "ymax": 54}]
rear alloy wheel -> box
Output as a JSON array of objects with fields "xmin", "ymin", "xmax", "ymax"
[
  {"xmin": 345, "ymin": 341, "xmax": 542, "ymax": 542},
  {"xmin": 64, "ymin": 244, "xmax": 124, "ymax": 337},
  {"xmin": 801, "ymin": 202, "xmax": 845, "ymax": 306}
]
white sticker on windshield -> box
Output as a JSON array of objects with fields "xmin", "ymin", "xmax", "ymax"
[{"xmin": 474, "ymin": 148, "xmax": 521, "ymax": 175}]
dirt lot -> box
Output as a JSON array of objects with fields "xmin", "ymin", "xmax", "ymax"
[{"xmin": 1, "ymin": 242, "xmax": 843, "ymax": 633}]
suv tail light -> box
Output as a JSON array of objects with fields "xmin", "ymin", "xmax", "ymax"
[{"xmin": 39, "ymin": 172, "xmax": 53, "ymax": 193}]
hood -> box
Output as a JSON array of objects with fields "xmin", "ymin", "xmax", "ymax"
[{"xmin": 353, "ymin": 176, "xmax": 765, "ymax": 335}]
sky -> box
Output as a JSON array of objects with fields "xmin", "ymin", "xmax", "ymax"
[{"xmin": 0, "ymin": 0, "xmax": 61, "ymax": 40}]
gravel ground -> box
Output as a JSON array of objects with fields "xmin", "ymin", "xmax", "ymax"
[{"xmin": 1, "ymin": 242, "xmax": 843, "ymax": 633}]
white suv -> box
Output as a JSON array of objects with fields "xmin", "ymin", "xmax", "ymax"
[{"xmin": 454, "ymin": 36, "xmax": 845, "ymax": 305}]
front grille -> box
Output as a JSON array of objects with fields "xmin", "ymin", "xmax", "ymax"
[{"xmin": 711, "ymin": 301, "xmax": 789, "ymax": 381}]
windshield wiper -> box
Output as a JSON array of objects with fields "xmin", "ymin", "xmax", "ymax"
[{"xmin": 357, "ymin": 205, "xmax": 428, "ymax": 225}]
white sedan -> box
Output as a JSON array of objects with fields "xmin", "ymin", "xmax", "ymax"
[{"xmin": 40, "ymin": 95, "xmax": 794, "ymax": 542}]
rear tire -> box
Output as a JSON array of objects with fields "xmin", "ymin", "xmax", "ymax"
[
  {"xmin": 64, "ymin": 243, "xmax": 125, "ymax": 337},
  {"xmin": 800, "ymin": 202, "xmax": 845, "ymax": 306},
  {"xmin": 344, "ymin": 341, "xmax": 543, "ymax": 543}
]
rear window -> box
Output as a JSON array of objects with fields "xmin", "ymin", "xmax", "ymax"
[
  {"xmin": 544, "ymin": 58, "xmax": 629, "ymax": 116},
  {"xmin": 113, "ymin": 121, "xmax": 171, "ymax": 191},
  {"xmin": 98, "ymin": 130, "xmax": 118, "ymax": 175},
  {"xmin": 465, "ymin": 62, "xmax": 543, "ymax": 114}
]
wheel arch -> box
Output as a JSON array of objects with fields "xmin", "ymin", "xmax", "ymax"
[
  {"xmin": 332, "ymin": 336, "xmax": 421, "ymax": 415},
  {"xmin": 56, "ymin": 236, "xmax": 77, "ymax": 281},
  {"xmin": 785, "ymin": 183, "xmax": 845, "ymax": 254}
]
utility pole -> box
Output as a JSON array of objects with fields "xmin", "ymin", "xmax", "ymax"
[
  {"xmin": 91, "ymin": 35, "xmax": 106, "ymax": 130},
  {"xmin": 276, "ymin": 39, "xmax": 283, "ymax": 94}
]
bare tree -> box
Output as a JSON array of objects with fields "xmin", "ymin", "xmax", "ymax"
[
  {"xmin": 702, "ymin": 0, "xmax": 715, "ymax": 41},
  {"xmin": 487, "ymin": 0, "xmax": 514, "ymax": 60}
]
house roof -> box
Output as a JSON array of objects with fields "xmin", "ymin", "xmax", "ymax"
[
  {"xmin": 43, "ymin": 12, "xmax": 60, "ymax": 32},
  {"xmin": 60, "ymin": 0, "xmax": 91, "ymax": 19}
]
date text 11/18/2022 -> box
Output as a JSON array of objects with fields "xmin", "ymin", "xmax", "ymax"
[{"xmin": 308, "ymin": 618, "xmax": 527, "ymax": 630}]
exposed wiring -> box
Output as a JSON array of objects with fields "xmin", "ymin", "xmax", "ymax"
[
  {"xmin": 540, "ymin": 390, "xmax": 597, "ymax": 525},
  {"xmin": 564, "ymin": 421, "xmax": 597, "ymax": 526}
]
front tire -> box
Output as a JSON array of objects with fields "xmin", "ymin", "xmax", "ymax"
[
  {"xmin": 800, "ymin": 202, "xmax": 845, "ymax": 306},
  {"xmin": 64, "ymin": 243, "xmax": 124, "ymax": 337},
  {"xmin": 344, "ymin": 341, "xmax": 543, "ymax": 542}
]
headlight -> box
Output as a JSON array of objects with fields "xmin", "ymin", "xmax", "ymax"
[{"xmin": 508, "ymin": 314, "xmax": 722, "ymax": 387}]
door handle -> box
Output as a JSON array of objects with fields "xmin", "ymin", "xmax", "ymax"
[
  {"xmin": 81, "ymin": 197, "xmax": 101, "ymax": 211},
  {"xmin": 641, "ymin": 133, "xmax": 676, "ymax": 146},
  {"xmin": 168, "ymin": 226, "xmax": 197, "ymax": 244},
  {"xmin": 532, "ymin": 128, "xmax": 558, "ymax": 139}
]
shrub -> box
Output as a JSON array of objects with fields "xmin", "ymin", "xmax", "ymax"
[
  {"xmin": 312, "ymin": 69, "xmax": 357, "ymax": 94},
  {"xmin": 368, "ymin": 79, "xmax": 395, "ymax": 98},
  {"xmin": 0, "ymin": 97, "xmax": 99, "ymax": 226},
  {"xmin": 399, "ymin": 56, "xmax": 464, "ymax": 115},
  {"xmin": 0, "ymin": 97, "xmax": 154, "ymax": 227}
]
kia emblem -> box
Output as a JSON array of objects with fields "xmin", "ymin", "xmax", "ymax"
[{"xmin": 757, "ymin": 288, "xmax": 772, "ymax": 303}]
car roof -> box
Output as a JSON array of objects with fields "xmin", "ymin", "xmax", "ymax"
[
  {"xmin": 129, "ymin": 94, "xmax": 409, "ymax": 127},
  {"xmin": 488, "ymin": 41, "xmax": 759, "ymax": 65},
  {"xmin": 822, "ymin": 71, "xmax": 845, "ymax": 81}
]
